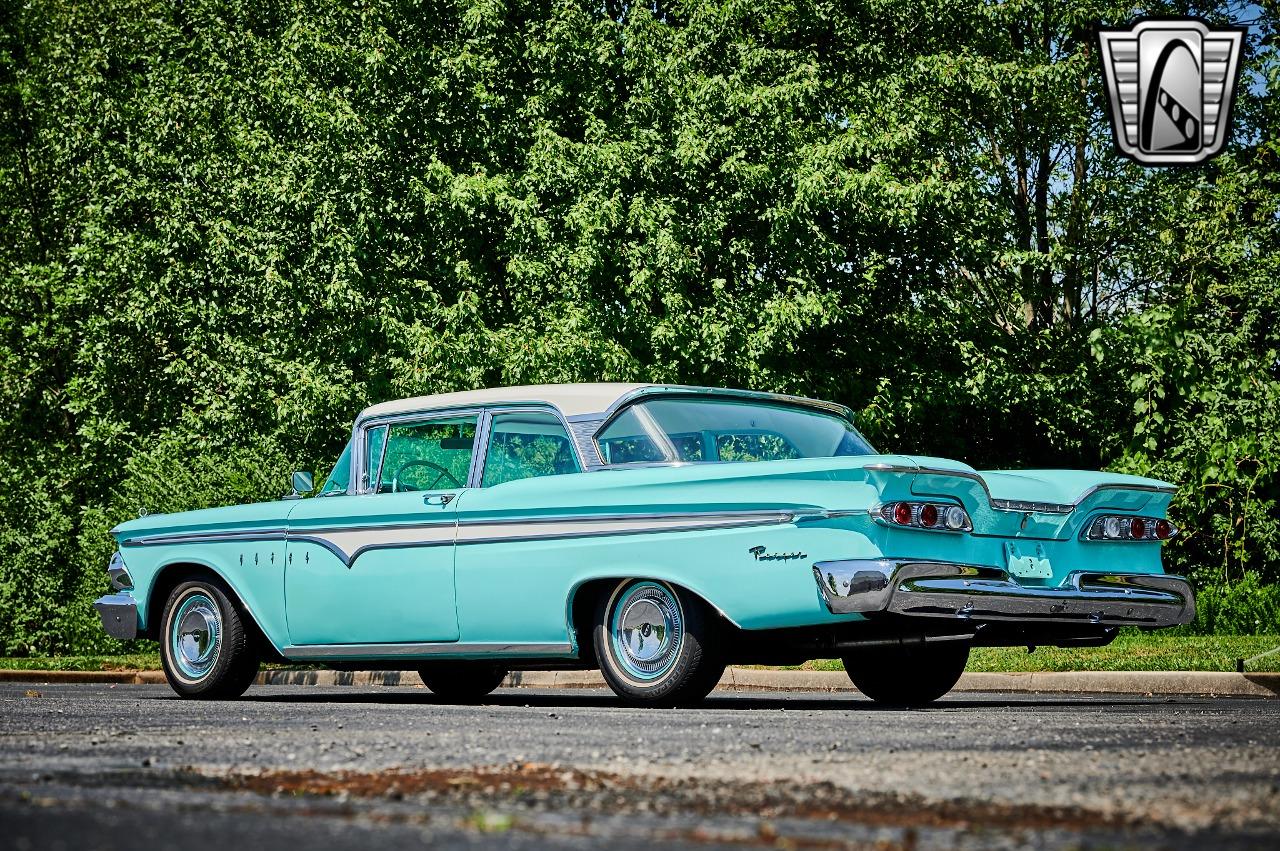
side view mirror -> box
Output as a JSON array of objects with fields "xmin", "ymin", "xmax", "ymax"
[{"xmin": 284, "ymin": 471, "xmax": 314, "ymax": 500}]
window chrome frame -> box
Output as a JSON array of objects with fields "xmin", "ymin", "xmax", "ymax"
[
  {"xmin": 365, "ymin": 423, "xmax": 390, "ymax": 493},
  {"xmin": 318, "ymin": 438, "xmax": 355, "ymax": 497},
  {"xmin": 590, "ymin": 391, "xmax": 873, "ymax": 467},
  {"xmin": 601, "ymin": 385, "xmax": 858, "ymax": 423},
  {"xmin": 352, "ymin": 406, "xmax": 485, "ymax": 495},
  {"xmin": 473, "ymin": 404, "xmax": 589, "ymax": 488},
  {"xmin": 341, "ymin": 386, "xmax": 860, "ymax": 481},
  {"xmin": 349, "ymin": 402, "xmax": 588, "ymax": 494}
]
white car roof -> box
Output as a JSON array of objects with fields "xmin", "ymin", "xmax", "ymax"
[
  {"xmin": 356, "ymin": 382, "xmax": 851, "ymax": 424},
  {"xmin": 357, "ymin": 383, "xmax": 654, "ymax": 421}
]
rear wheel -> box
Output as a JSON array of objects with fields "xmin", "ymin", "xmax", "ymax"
[
  {"xmin": 594, "ymin": 580, "xmax": 724, "ymax": 706},
  {"xmin": 159, "ymin": 580, "xmax": 260, "ymax": 699},
  {"xmin": 417, "ymin": 663, "xmax": 507, "ymax": 702},
  {"xmin": 842, "ymin": 641, "xmax": 969, "ymax": 706}
]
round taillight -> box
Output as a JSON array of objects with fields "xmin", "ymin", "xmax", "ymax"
[
  {"xmin": 1130, "ymin": 517, "xmax": 1147, "ymax": 539},
  {"xmin": 945, "ymin": 506, "xmax": 967, "ymax": 530},
  {"xmin": 1155, "ymin": 519, "xmax": 1173, "ymax": 540},
  {"xmin": 893, "ymin": 502, "xmax": 912, "ymax": 525},
  {"xmin": 920, "ymin": 504, "xmax": 939, "ymax": 527},
  {"xmin": 1103, "ymin": 517, "xmax": 1121, "ymax": 539}
]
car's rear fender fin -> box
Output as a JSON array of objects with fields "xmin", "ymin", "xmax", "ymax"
[
  {"xmin": 861, "ymin": 463, "xmax": 991, "ymax": 530},
  {"xmin": 864, "ymin": 460, "xmax": 1177, "ymax": 540}
]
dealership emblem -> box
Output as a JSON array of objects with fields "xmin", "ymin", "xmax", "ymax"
[{"xmin": 1098, "ymin": 18, "xmax": 1245, "ymax": 165}]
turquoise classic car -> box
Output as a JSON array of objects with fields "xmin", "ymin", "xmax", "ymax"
[{"xmin": 94, "ymin": 384, "xmax": 1193, "ymax": 705}]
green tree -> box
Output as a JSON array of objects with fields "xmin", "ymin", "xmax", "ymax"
[{"xmin": 1, "ymin": 0, "xmax": 1276, "ymax": 653}]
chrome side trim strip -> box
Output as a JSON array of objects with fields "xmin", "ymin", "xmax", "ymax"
[
  {"xmin": 289, "ymin": 525, "xmax": 458, "ymax": 566},
  {"xmin": 989, "ymin": 498, "xmax": 1075, "ymax": 515},
  {"xmin": 451, "ymin": 513, "xmax": 794, "ymax": 550},
  {"xmin": 295, "ymin": 512, "xmax": 787, "ymax": 566},
  {"xmin": 121, "ymin": 528, "xmax": 288, "ymax": 547},
  {"xmin": 863, "ymin": 463, "xmax": 1177, "ymax": 513},
  {"xmin": 457, "ymin": 509, "xmax": 801, "ymax": 531},
  {"xmin": 804, "ymin": 508, "xmax": 871, "ymax": 520},
  {"xmin": 281, "ymin": 641, "xmax": 575, "ymax": 660},
  {"xmin": 122, "ymin": 510, "xmax": 806, "ymax": 566},
  {"xmin": 863, "ymin": 463, "xmax": 985, "ymax": 482},
  {"xmin": 1073, "ymin": 482, "xmax": 1179, "ymax": 499}
]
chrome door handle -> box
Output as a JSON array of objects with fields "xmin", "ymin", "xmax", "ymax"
[{"xmin": 423, "ymin": 493, "xmax": 456, "ymax": 507}]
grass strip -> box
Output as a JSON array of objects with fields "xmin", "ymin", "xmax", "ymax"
[
  {"xmin": 0, "ymin": 653, "xmax": 161, "ymax": 672},
  {"xmin": 800, "ymin": 633, "xmax": 1280, "ymax": 673}
]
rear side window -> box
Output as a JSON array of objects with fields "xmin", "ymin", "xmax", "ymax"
[
  {"xmin": 482, "ymin": 411, "xmax": 581, "ymax": 487},
  {"xmin": 595, "ymin": 406, "xmax": 707, "ymax": 463}
]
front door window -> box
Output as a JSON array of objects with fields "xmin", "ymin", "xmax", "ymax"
[{"xmin": 368, "ymin": 415, "xmax": 478, "ymax": 493}]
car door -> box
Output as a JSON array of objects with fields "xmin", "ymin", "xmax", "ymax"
[
  {"xmin": 452, "ymin": 408, "xmax": 588, "ymax": 647},
  {"xmin": 283, "ymin": 411, "xmax": 480, "ymax": 646}
]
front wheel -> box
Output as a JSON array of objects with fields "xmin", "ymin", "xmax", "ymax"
[
  {"xmin": 159, "ymin": 580, "xmax": 260, "ymax": 699},
  {"xmin": 842, "ymin": 641, "xmax": 970, "ymax": 706},
  {"xmin": 417, "ymin": 663, "xmax": 507, "ymax": 702},
  {"xmin": 593, "ymin": 580, "xmax": 724, "ymax": 706}
]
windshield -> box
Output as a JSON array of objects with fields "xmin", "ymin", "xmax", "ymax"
[
  {"xmin": 595, "ymin": 397, "xmax": 874, "ymax": 464},
  {"xmin": 319, "ymin": 439, "xmax": 353, "ymax": 495}
]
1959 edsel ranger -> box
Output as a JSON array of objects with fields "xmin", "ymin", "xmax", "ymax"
[{"xmin": 94, "ymin": 384, "xmax": 1194, "ymax": 705}]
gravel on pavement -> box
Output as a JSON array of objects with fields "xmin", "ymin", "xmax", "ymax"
[{"xmin": 1, "ymin": 682, "xmax": 1277, "ymax": 849}]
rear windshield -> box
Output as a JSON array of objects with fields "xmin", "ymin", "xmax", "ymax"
[{"xmin": 595, "ymin": 397, "xmax": 874, "ymax": 464}]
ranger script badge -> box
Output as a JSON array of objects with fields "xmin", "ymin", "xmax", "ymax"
[{"xmin": 1098, "ymin": 18, "xmax": 1245, "ymax": 165}]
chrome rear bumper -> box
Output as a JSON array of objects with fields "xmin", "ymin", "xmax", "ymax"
[
  {"xmin": 813, "ymin": 559, "xmax": 1195, "ymax": 628},
  {"xmin": 93, "ymin": 593, "xmax": 138, "ymax": 639}
]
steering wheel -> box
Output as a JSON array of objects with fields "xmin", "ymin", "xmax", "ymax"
[{"xmin": 390, "ymin": 459, "xmax": 462, "ymax": 492}]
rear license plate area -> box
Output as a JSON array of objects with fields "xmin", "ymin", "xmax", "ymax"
[{"xmin": 1005, "ymin": 541, "xmax": 1053, "ymax": 579}]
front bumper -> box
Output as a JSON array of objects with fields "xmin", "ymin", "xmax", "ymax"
[
  {"xmin": 813, "ymin": 559, "xmax": 1195, "ymax": 628},
  {"xmin": 93, "ymin": 593, "xmax": 139, "ymax": 639}
]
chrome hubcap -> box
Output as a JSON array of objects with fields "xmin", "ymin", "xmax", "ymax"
[
  {"xmin": 610, "ymin": 582, "xmax": 683, "ymax": 681},
  {"xmin": 170, "ymin": 592, "xmax": 221, "ymax": 680}
]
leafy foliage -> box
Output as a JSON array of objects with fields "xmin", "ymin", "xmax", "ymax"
[
  {"xmin": 1, "ymin": 0, "xmax": 1276, "ymax": 652},
  {"xmin": 1177, "ymin": 571, "xmax": 1280, "ymax": 635}
]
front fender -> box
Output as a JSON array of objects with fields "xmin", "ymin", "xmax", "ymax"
[{"xmin": 124, "ymin": 544, "xmax": 289, "ymax": 652}]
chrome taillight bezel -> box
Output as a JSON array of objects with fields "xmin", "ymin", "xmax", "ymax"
[
  {"xmin": 874, "ymin": 501, "xmax": 973, "ymax": 533},
  {"xmin": 1082, "ymin": 514, "xmax": 1178, "ymax": 542}
]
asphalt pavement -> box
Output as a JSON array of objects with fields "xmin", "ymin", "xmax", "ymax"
[{"xmin": 1, "ymin": 682, "xmax": 1277, "ymax": 849}]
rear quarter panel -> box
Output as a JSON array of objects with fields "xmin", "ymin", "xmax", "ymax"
[{"xmin": 452, "ymin": 459, "xmax": 887, "ymax": 644}]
